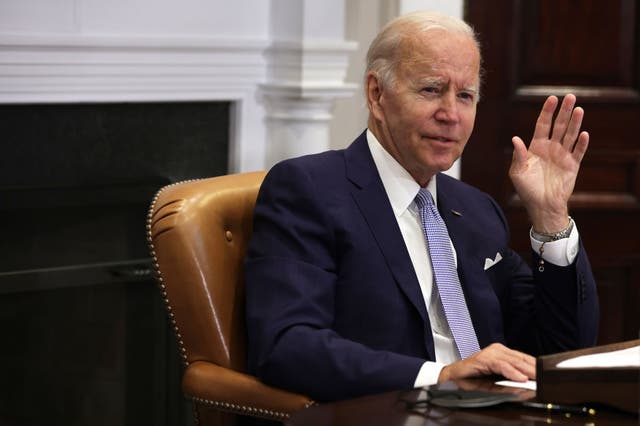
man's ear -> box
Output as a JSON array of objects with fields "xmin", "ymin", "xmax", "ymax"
[{"xmin": 366, "ymin": 72, "xmax": 384, "ymax": 121}]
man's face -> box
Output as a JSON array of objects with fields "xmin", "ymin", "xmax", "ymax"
[{"xmin": 368, "ymin": 29, "xmax": 480, "ymax": 186}]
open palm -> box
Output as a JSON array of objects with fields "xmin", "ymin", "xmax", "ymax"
[{"xmin": 509, "ymin": 94, "xmax": 589, "ymax": 233}]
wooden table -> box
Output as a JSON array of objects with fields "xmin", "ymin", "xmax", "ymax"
[{"xmin": 287, "ymin": 379, "xmax": 638, "ymax": 426}]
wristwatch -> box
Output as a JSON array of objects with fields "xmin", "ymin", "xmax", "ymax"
[{"xmin": 531, "ymin": 217, "xmax": 574, "ymax": 242}]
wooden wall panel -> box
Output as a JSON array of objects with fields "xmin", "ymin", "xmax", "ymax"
[
  {"xmin": 515, "ymin": 0, "xmax": 636, "ymax": 89},
  {"xmin": 465, "ymin": 0, "xmax": 640, "ymax": 345}
]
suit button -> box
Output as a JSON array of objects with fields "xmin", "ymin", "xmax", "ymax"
[{"xmin": 579, "ymin": 275, "xmax": 586, "ymax": 301}]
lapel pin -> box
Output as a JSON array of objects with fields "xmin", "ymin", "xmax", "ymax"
[{"xmin": 451, "ymin": 209, "xmax": 463, "ymax": 217}]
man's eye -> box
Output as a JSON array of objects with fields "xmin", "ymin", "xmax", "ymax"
[
  {"xmin": 458, "ymin": 92, "xmax": 474, "ymax": 101},
  {"xmin": 422, "ymin": 87, "xmax": 439, "ymax": 94}
]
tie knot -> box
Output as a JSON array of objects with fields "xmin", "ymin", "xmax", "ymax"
[{"xmin": 415, "ymin": 188, "xmax": 435, "ymax": 209}]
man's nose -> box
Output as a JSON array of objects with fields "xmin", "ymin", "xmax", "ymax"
[{"xmin": 434, "ymin": 93, "xmax": 460, "ymax": 123}]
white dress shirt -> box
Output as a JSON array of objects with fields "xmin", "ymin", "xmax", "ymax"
[{"xmin": 365, "ymin": 129, "xmax": 580, "ymax": 387}]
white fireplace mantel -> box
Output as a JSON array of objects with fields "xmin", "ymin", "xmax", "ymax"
[{"xmin": 0, "ymin": 0, "xmax": 357, "ymax": 173}]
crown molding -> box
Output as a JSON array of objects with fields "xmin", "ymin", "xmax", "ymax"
[
  {"xmin": 265, "ymin": 39, "xmax": 358, "ymax": 87},
  {"xmin": 0, "ymin": 33, "xmax": 269, "ymax": 49},
  {"xmin": 0, "ymin": 34, "xmax": 269, "ymax": 103}
]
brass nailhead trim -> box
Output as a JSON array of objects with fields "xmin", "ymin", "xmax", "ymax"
[
  {"xmin": 187, "ymin": 395, "xmax": 293, "ymax": 421},
  {"xmin": 146, "ymin": 178, "xmax": 202, "ymax": 367}
]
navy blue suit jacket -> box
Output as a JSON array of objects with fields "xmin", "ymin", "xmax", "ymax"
[{"xmin": 245, "ymin": 132, "xmax": 598, "ymax": 402}]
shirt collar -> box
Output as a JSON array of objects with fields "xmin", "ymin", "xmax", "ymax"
[{"xmin": 366, "ymin": 129, "xmax": 437, "ymax": 218}]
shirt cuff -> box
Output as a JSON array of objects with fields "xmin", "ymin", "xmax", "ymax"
[
  {"xmin": 530, "ymin": 221, "xmax": 580, "ymax": 266},
  {"xmin": 413, "ymin": 361, "xmax": 447, "ymax": 388}
]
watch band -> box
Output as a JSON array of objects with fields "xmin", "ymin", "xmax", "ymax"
[{"xmin": 531, "ymin": 216, "xmax": 574, "ymax": 242}]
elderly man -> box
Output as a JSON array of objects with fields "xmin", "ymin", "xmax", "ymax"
[{"xmin": 245, "ymin": 11, "xmax": 598, "ymax": 402}]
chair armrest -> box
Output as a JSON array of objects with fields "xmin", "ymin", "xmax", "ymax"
[{"xmin": 182, "ymin": 361, "xmax": 314, "ymax": 421}]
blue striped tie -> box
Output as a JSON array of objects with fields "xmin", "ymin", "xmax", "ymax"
[{"xmin": 415, "ymin": 188, "xmax": 480, "ymax": 359}]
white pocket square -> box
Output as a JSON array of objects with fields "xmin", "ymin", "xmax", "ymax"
[{"xmin": 483, "ymin": 252, "xmax": 503, "ymax": 270}]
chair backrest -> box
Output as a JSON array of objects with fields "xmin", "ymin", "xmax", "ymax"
[{"xmin": 147, "ymin": 171, "xmax": 266, "ymax": 372}]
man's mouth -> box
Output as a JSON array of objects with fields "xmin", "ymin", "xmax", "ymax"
[{"xmin": 426, "ymin": 135, "xmax": 454, "ymax": 143}]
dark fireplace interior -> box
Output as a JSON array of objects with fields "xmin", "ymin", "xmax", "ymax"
[{"xmin": 0, "ymin": 102, "xmax": 230, "ymax": 426}]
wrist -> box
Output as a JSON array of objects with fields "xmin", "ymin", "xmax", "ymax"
[
  {"xmin": 531, "ymin": 216, "xmax": 574, "ymax": 242},
  {"xmin": 437, "ymin": 365, "xmax": 451, "ymax": 383},
  {"xmin": 531, "ymin": 212, "xmax": 571, "ymax": 235}
]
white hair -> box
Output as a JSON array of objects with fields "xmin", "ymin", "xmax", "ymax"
[{"xmin": 366, "ymin": 11, "xmax": 481, "ymax": 89}]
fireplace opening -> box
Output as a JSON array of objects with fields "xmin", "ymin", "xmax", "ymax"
[{"xmin": 0, "ymin": 101, "xmax": 230, "ymax": 426}]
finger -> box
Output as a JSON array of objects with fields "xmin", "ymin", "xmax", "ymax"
[
  {"xmin": 493, "ymin": 345, "xmax": 536, "ymax": 376},
  {"xmin": 532, "ymin": 96, "xmax": 559, "ymax": 141},
  {"xmin": 515, "ymin": 354, "xmax": 537, "ymax": 379},
  {"xmin": 503, "ymin": 359, "xmax": 535, "ymax": 382},
  {"xmin": 510, "ymin": 136, "xmax": 528, "ymax": 170},
  {"xmin": 497, "ymin": 362, "xmax": 529, "ymax": 382},
  {"xmin": 501, "ymin": 349, "xmax": 536, "ymax": 376},
  {"xmin": 562, "ymin": 106, "xmax": 584, "ymax": 151},
  {"xmin": 572, "ymin": 131, "xmax": 589, "ymax": 162},
  {"xmin": 550, "ymin": 94, "xmax": 577, "ymax": 142}
]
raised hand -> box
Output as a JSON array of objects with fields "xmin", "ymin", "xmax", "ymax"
[{"xmin": 509, "ymin": 94, "xmax": 589, "ymax": 233}]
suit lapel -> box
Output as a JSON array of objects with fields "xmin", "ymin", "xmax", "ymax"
[
  {"xmin": 345, "ymin": 134, "xmax": 433, "ymax": 354},
  {"xmin": 435, "ymin": 175, "xmax": 478, "ymax": 265},
  {"xmin": 435, "ymin": 174, "xmax": 503, "ymax": 348}
]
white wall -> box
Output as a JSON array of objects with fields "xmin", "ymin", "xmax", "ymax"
[{"xmin": 0, "ymin": 0, "xmax": 270, "ymax": 37}]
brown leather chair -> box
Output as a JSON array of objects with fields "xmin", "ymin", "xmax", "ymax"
[{"xmin": 146, "ymin": 171, "xmax": 312, "ymax": 425}]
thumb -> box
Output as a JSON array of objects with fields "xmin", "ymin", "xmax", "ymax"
[{"xmin": 510, "ymin": 136, "xmax": 528, "ymax": 171}]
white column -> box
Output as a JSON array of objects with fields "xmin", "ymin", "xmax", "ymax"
[{"xmin": 261, "ymin": 0, "xmax": 357, "ymax": 167}]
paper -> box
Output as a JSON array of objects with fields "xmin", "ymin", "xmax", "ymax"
[
  {"xmin": 556, "ymin": 345, "xmax": 640, "ymax": 368},
  {"xmin": 494, "ymin": 380, "xmax": 537, "ymax": 391}
]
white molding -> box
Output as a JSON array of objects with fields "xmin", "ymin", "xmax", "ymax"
[
  {"xmin": 260, "ymin": 79, "xmax": 357, "ymax": 166},
  {"xmin": 0, "ymin": 34, "xmax": 268, "ymax": 103},
  {"xmin": 260, "ymin": 37, "xmax": 358, "ymax": 166},
  {"xmin": 266, "ymin": 39, "xmax": 359, "ymax": 54},
  {"xmin": 260, "ymin": 82, "xmax": 358, "ymax": 101},
  {"xmin": 262, "ymin": 96, "xmax": 335, "ymax": 122},
  {"xmin": 266, "ymin": 39, "xmax": 358, "ymax": 87},
  {"xmin": 0, "ymin": 33, "xmax": 269, "ymax": 48},
  {"xmin": 0, "ymin": 34, "xmax": 270, "ymax": 173}
]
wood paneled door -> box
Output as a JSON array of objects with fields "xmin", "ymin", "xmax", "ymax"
[{"xmin": 464, "ymin": 0, "xmax": 639, "ymax": 344}]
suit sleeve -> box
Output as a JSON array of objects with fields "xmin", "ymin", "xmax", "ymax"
[
  {"xmin": 529, "ymin": 241, "xmax": 599, "ymax": 352},
  {"xmin": 482, "ymin": 195, "xmax": 600, "ymax": 355},
  {"xmin": 244, "ymin": 161, "xmax": 424, "ymax": 402}
]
